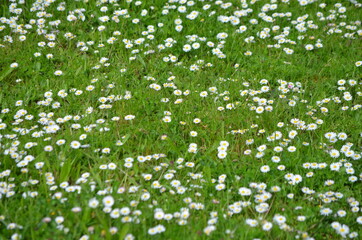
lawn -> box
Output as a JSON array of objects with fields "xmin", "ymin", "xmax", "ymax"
[{"xmin": 0, "ymin": 0, "xmax": 361, "ymax": 239}]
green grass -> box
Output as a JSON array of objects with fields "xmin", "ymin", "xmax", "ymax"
[{"xmin": 0, "ymin": 0, "xmax": 361, "ymax": 239}]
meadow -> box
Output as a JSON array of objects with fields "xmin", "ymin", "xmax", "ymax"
[{"xmin": 0, "ymin": 0, "xmax": 361, "ymax": 239}]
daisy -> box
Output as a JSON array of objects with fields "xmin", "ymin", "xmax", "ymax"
[
  {"xmin": 215, "ymin": 184, "xmax": 225, "ymax": 191},
  {"xmin": 10, "ymin": 62, "xmax": 18, "ymax": 68},
  {"xmin": 200, "ymin": 91, "xmax": 208, "ymax": 97},
  {"xmin": 217, "ymin": 151, "xmax": 227, "ymax": 159},
  {"xmin": 110, "ymin": 209, "xmax": 120, "ymax": 218},
  {"xmin": 320, "ymin": 208, "xmax": 333, "ymax": 216},
  {"xmin": 305, "ymin": 44, "xmax": 314, "ymax": 50},
  {"xmin": 54, "ymin": 70, "xmax": 63, "ymax": 76},
  {"xmin": 70, "ymin": 141, "xmax": 81, "ymax": 149},
  {"xmin": 124, "ymin": 115, "xmax": 135, "ymax": 120},
  {"xmin": 260, "ymin": 165, "xmax": 270, "ymax": 173},
  {"xmin": 262, "ymin": 222, "xmax": 273, "ymax": 231},
  {"xmin": 89, "ymin": 198, "xmax": 99, "ymax": 208},
  {"xmin": 256, "ymin": 106, "xmax": 264, "ymax": 113},
  {"xmin": 238, "ymin": 187, "xmax": 252, "ymax": 196}
]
